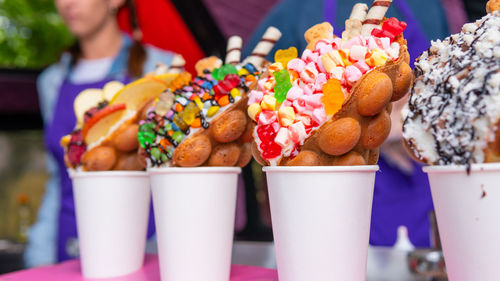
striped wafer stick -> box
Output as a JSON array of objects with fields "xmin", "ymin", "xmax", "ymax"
[
  {"xmin": 154, "ymin": 63, "xmax": 168, "ymax": 75},
  {"xmin": 243, "ymin": 26, "xmax": 282, "ymax": 69},
  {"xmin": 361, "ymin": 0, "xmax": 393, "ymax": 36},
  {"xmin": 342, "ymin": 3, "xmax": 368, "ymax": 40},
  {"xmin": 225, "ymin": 36, "xmax": 243, "ymax": 65},
  {"xmin": 166, "ymin": 54, "xmax": 186, "ymax": 74}
]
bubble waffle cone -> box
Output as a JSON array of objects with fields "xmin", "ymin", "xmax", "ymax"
[
  {"xmin": 402, "ymin": 8, "xmax": 500, "ymax": 167},
  {"xmin": 249, "ymin": 2, "xmax": 413, "ymax": 166},
  {"xmin": 138, "ymin": 28, "xmax": 282, "ymax": 168}
]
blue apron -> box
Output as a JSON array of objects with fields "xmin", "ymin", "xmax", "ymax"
[
  {"xmin": 45, "ymin": 76, "xmax": 156, "ymax": 261},
  {"xmin": 324, "ymin": 0, "xmax": 433, "ymax": 247}
]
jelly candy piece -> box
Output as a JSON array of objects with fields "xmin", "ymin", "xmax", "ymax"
[
  {"xmin": 191, "ymin": 118, "xmax": 201, "ymax": 128},
  {"xmin": 137, "ymin": 130, "xmax": 156, "ymax": 148},
  {"xmin": 211, "ymin": 67, "xmax": 224, "ymax": 81},
  {"xmin": 322, "ymin": 79, "xmax": 345, "ymax": 115},
  {"xmin": 159, "ymin": 138, "xmax": 171, "ymax": 149},
  {"xmin": 160, "ymin": 153, "xmax": 168, "ymax": 162},
  {"xmin": 273, "ymin": 69, "xmax": 293, "ymax": 103},
  {"xmin": 164, "ymin": 123, "xmax": 173, "ymax": 131},
  {"xmin": 182, "ymin": 103, "xmax": 201, "ymax": 125},
  {"xmin": 218, "ymin": 95, "xmax": 230, "ymax": 107},
  {"xmin": 230, "ymin": 88, "xmax": 241, "ymax": 98},
  {"xmin": 213, "ymin": 64, "xmax": 238, "ymax": 80},
  {"xmin": 151, "ymin": 147, "xmax": 161, "ymax": 160},
  {"xmin": 207, "ymin": 106, "xmax": 220, "ymax": 117},
  {"xmin": 173, "ymin": 114, "xmax": 189, "ymax": 131},
  {"xmin": 219, "ymin": 80, "xmax": 234, "ymax": 91},
  {"xmin": 274, "ymin": 47, "xmax": 298, "ymax": 68},
  {"xmin": 139, "ymin": 123, "xmax": 155, "ymax": 133},
  {"xmin": 243, "ymin": 63, "xmax": 257, "ymax": 74},
  {"xmin": 237, "ymin": 68, "xmax": 249, "ymax": 76},
  {"xmin": 213, "ymin": 84, "xmax": 228, "ymax": 100},
  {"xmin": 175, "ymin": 103, "xmax": 183, "ymax": 112},
  {"xmin": 193, "ymin": 96, "xmax": 204, "ymax": 109},
  {"xmin": 225, "ymin": 73, "xmax": 241, "ymax": 88},
  {"xmin": 172, "ymin": 131, "xmax": 184, "ymax": 143}
]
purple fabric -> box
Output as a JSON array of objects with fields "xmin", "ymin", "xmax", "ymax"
[
  {"xmin": 45, "ymin": 77, "xmax": 156, "ymax": 262},
  {"xmin": 323, "ymin": 0, "xmax": 433, "ymax": 247}
]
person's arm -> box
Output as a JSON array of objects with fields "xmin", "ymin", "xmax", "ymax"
[{"xmin": 24, "ymin": 62, "xmax": 66, "ymax": 267}]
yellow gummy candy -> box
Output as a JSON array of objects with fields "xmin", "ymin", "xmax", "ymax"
[
  {"xmin": 274, "ymin": 47, "xmax": 298, "ymax": 68},
  {"xmin": 322, "ymin": 79, "xmax": 345, "ymax": 115}
]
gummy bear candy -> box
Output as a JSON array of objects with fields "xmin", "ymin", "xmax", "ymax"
[
  {"xmin": 274, "ymin": 47, "xmax": 298, "ymax": 69},
  {"xmin": 181, "ymin": 102, "xmax": 201, "ymax": 125},
  {"xmin": 322, "ymin": 79, "xmax": 345, "ymax": 115},
  {"xmin": 273, "ymin": 69, "xmax": 293, "ymax": 103}
]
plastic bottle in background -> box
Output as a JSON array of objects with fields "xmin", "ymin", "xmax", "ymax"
[{"xmin": 16, "ymin": 194, "xmax": 32, "ymax": 243}]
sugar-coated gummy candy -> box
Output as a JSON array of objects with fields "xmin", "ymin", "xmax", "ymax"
[
  {"xmin": 273, "ymin": 69, "xmax": 293, "ymax": 103},
  {"xmin": 322, "ymin": 79, "xmax": 345, "ymax": 115}
]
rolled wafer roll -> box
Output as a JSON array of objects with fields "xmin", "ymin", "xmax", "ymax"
[
  {"xmin": 350, "ymin": 3, "xmax": 369, "ymax": 21},
  {"xmin": 243, "ymin": 26, "xmax": 282, "ymax": 70},
  {"xmin": 166, "ymin": 54, "xmax": 186, "ymax": 74},
  {"xmin": 361, "ymin": 0, "xmax": 393, "ymax": 36},
  {"xmin": 154, "ymin": 63, "xmax": 168, "ymax": 75},
  {"xmin": 225, "ymin": 36, "xmax": 243, "ymax": 65},
  {"xmin": 342, "ymin": 3, "xmax": 368, "ymax": 40}
]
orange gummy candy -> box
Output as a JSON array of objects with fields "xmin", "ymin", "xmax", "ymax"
[{"xmin": 322, "ymin": 79, "xmax": 345, "ymax": 115}]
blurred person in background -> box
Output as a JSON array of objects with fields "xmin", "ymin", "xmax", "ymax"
[
  {"xmin": 25, "ymin": 0, "xmax": 177, "ymax": 267},
  {"xmin": 245, "ymin": 0, "xmax": 468, "ymax": 248}
]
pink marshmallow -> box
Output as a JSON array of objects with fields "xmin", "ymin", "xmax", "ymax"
[
  {"xmin": 316, "ymin": 58, "xmax": 326, "ymax": 73},
  {"xmin": 312, "ymin": 108, "xmax": 326, "ymax": 124},
  {"xmin": 314, "ymin": 73, "xmax": 328, "ymax": 90},
  {"xmin": 342, "ymin": 36, "xmax": 363, "ymax": 49},
  {"xmin": 305, "ymin": 94, "xmax": 324, "ymax": 109},
  {"xmin": 301, "ymin": 49, "xmax": 319, "ymax": 63},
  {"xmin": 345, "ymin": 65, "xmax": 363, "ymax": 85},
  {"xmin": 289, "ymin": 122, "xmax": 307, "ymax": 143},
  {"xmin": 257, "ymin": 79, "xmax": 267, "ymax": 91},
  {"xmin": 376, "ymin": 37, "xmax": 391, "ymax": 50},
  {"xmin": 271, "ymin": 122, "xmax": 280, "ymax": 133},
  {"xmin": 292, "ymin": 98, "xmax": 307, "ymax": 113},
  {"xmin": 332, "ymin": 38, "xmax": 342, "ymax": 49},
  {"xmin": 353, "ymin": 61, "xmax": 371, "ymax": 74},
  {"xmin": 330, "ymin": 66, "xmax": 345, "ymax": 80},
  {"xmin": 286, "ymin": 85, "xmax": 304, "ymax": 100},
  {"xmin": 300, "ymin": 62, "xmax": 318, "ymax": 83},
  {"xmin": 274, "ymin": 127, "xmax": 290, "ymax": 148},
  {"xmin": 295, "ymin": 114, "xmax": 311, "ymax": 126},
  {"xmin": 367, "ymin": 37, "xmax": 378, "ymax": 50},
  {"xmin": 287, "ymin": 58, "xmax": 306, "ymax": 73},
  {"xmin": 247, "ymin": 90, "xmax": 264, "ymax": 105},
  {"xmin": 350, "ymin": 45, "xmax": 367, "ymax": 61},
  {"xmin": 258, "ymin": 111, "xmax": 277, "ymax": 125},
  {"xmin": 282, "ymin": 99, "xmax": 293, "ymax": 107}
]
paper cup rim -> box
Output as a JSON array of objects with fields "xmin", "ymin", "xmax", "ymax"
[
  {"xmin": 68, "ymin": 169, "xmax": 148, "ymax": 179},
  {"xmin": 262, "ymin": 165, "xmax": 379, "ymax": 173},
  {"xmin": 423, "ymin": 163, "xmax": 500, "ymax": 174},
  {"xmin": 147, "ymin": 166, "xmax": 242, "ymax": 175}
]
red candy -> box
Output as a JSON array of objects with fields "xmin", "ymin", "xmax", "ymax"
[
  {"xmin": 257, "ymin": 123, "xmax": 282, "ymax": 159},
  {"xmin": 67, "ymin": 131, "xmax": 86, "ymax": 166},
  {"xmin": 224, "ymin": 74, "xmax": 241, "ymax": 88},
  {"xmin": 371, "ymin": 17, "xmax": 407, "ymax": 42}
]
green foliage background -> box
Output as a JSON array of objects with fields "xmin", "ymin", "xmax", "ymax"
[{"xmin": 0, "ymin": 0, "xmax": 74, "ymax": 69}]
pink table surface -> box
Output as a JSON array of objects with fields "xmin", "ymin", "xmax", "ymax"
[{"xmin": 0, "ymin": 255, "xmax": 278, "ymax": 281}]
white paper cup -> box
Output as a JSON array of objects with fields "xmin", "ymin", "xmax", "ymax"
[
  {"xmin": 264, "ymin": 165, "xmax": 378, "ymax": 281},
  {"xmin": 148, "ymin": 167, "xmax": 240, "ymax": 281},
  {"xmin": 424, "ymin": 163, "xmax": 500, "ymax": 281},
  {"xmin": 70, "ymin": 170, "xmax": 151, "ymax": 279}
]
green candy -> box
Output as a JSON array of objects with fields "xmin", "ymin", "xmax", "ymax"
[
  {"xmin": 151, "ymin": 147, "xmax": 161, "ymax": 160},
  {"xmin": 137, "ymin": 131, "xmax": 156, "ymax": 148},
  {"xmin": 273, "ymin": 69, "xmax": 292, "ymax": 103},
  {"xmin": 139, "ymin": 123, "xmax": 155, "ymax": 133},
  {"xmin": 172, "ymin": 131, "xmax": 184, "ymax": 143},
  {"xmin": 212, "ymin": 64, "xmax": 238, "ymax": 81},
  {"xmin": 164, "ymin": 123, "xmax": 173, "ymax": 131},
  {"xmin": 160, "ymin": 153, "xmax": 168, "ymax": 162}
]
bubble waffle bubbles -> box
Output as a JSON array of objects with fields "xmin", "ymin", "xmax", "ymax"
[
  {"xmin": 249, "ymin": 1, "xmax": 413, "ymax": 166},
  {"xmin": 61, "ymin": 66, "xmax": 183, "ymax": 171},
  {"xmin": 138, "ymin": 27, "xmax": 282, "ymax": 167},
  {"xmin": 403, "ymin": 8, "xmax": 500, "ymax": 167}
]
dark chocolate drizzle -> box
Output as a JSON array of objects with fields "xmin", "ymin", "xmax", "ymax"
[{"xmin": 403, "ymin": 13, "xmax": 500, "ymax": 167}]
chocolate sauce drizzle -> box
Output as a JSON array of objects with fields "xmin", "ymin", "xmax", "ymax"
[{"xmin": 403, "ymin": 13, "xmax": 500, "ymax": 167}]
